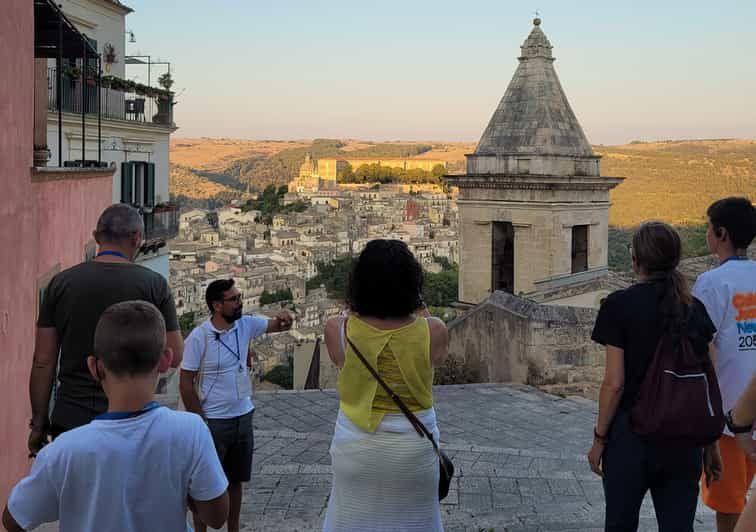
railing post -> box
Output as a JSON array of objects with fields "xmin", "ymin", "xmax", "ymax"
[
  {"xmin": 57, "ymin": 16, "xmax": 62, "ymax": 166},
  {"xmin": 81, "ymin": 40, "xmax": 86, "ymax": 165},
  {"xmin": 97, "ymin": 56, "xmax": 101, "ymax": 164}
]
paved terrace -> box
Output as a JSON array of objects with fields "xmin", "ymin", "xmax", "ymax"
[
  {"xmin": 40, "ymin": 384, "xmax": 716, "ymax": 531},
  {"xmin": 238, "ymin": 384, "xmax": 715, "ymax": 531}
]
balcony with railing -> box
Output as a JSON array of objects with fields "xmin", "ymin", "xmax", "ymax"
[
  {"xmin": 48, "ymin": 67, "xmax": 174, "ymax": 127},
  {"xmin": 138, "ymin": 204, "xmax": 180, "ymax": 256}
]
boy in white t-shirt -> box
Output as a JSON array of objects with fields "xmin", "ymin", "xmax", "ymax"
[
  {"xmin": 2, "ymin": 301, "xmax": 230, "ymax": 532},
  {"xmin": 693, "ymin": 197, "xmax": 756, "ymax": 532}
]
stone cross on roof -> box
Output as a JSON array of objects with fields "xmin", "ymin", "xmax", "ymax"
[{"xmin": 474, "ymin": 17, "xmax": 594, "ymax": 158}]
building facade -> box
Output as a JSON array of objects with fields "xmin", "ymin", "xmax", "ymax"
[
  {"xmin": 47, "ymin": 0, "xmax": 178, "ymax": 279},
  {"xmin": 0, "ymin": 0, "xmax": 114, "ymax": 506}
]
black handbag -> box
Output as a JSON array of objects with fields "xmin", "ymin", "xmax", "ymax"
[{"xmin": 344, "ymin": 324, "xmax": 454, "ymax": 501}]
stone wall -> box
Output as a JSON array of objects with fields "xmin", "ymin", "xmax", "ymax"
[
  {"xmin": 456, "ymin": 197, "xmax": 612, "ymax": 303},
  {"xmin": 447, "ymin": 291, "xmax": 604, "ymax": 391}
]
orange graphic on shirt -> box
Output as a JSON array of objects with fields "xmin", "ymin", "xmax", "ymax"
[{"xmin": 733, "ymin": 292, "xmax": 756, "ymax": 321}]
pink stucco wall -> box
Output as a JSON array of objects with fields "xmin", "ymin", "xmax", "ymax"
[
  {"xmin": 0, "ymin": 0, "xmax": 113, "ymax": 508},
  {"xmin": 0, "ymin": 0, "xmax": 37, "ymax": 508},
  {"xmin": 33, "ymin": 177, "xmax": 112, "ymax": 275}
]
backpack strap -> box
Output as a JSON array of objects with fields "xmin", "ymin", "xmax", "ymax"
[{"xmin": 196, "ymin": 325, "xmax": 210, "ymax": 405}]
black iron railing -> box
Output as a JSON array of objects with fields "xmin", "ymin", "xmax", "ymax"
[
  {"xmin": 48, "ymin": 67, "xmax": 174, "ymax": 127},
  {"xmin": 142, "ymin": 205, "xmax": 180, "ymax": 244}
]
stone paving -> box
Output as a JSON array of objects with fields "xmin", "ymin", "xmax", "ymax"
[
  {"xmin": 37, "ymin": 383, "xmax": 717, "ymax": 531},
  {"xmin": 237, "ymin": 383, "xmax": 716, "ymax": 531}
]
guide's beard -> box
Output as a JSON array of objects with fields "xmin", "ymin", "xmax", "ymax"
[{"xmin": 223, "ymin": 308, "xmax": 242, "ymax": 323}]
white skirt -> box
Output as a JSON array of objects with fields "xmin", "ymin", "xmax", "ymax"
[{"xmin": 322, "ymin": 408, "xmax": 444, "ymax": 532}]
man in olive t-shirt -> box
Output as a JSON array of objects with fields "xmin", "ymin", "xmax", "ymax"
[{"xmin": 29, "ymin": 204, "xmax": 183, "ymax": 455}]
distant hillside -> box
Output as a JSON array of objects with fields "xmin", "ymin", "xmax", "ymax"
[
  {"xmin": 169, "ymin": 138, "xmax": 468, "ymax": 200},
  {"xmin": 169, "ymin": 164, "xmax": 237, "ymax": 199},
  {"xmin": 170, "ymin": 138, "xmax": 755, "ymax": 227},
  {"xmin": 599, "ymin": 139, "xmax": 756, "ymax": 227}
]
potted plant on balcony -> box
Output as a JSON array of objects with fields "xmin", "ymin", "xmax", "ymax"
[
  {"xmin": 153, "ymin": 91, "xmax": 173, "ymax": 126},
  {"xmin": 157, "ymin": 72, "xmax": 174, "ymax": 91},
  {"xmin": 63, "ymin": 65, "xmax": 81, "ymax": 87}
]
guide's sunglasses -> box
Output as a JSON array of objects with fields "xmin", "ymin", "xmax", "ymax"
[{"xmin": 223, "ymin": 294, "xmax": 243, "ymax": 304}]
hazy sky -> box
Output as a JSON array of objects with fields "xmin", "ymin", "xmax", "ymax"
[{"xmin": 124, "ymin": 0, "xmax": 756, "ymax": 145}]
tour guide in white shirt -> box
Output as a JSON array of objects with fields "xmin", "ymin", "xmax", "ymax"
[{"xmin": 180, "ymin": 278, "xmax": 292, "ymax": 532}]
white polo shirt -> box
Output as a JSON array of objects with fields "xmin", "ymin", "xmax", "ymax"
[{"xmin": 181, "ymin": 315, "xmax": 269, "ymax": 419}]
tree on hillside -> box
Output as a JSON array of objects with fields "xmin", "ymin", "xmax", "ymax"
[
  {"xmin": 260, "ymin": 288, "xmax": 293, "ymax": 305},
  {"xmin": 241, "ymin": 184, "xmax": 306, "ymax": 222},
  {"xmin": 206, "ymin": 212, "xmax": 218, "ymax": 229},
  {"xmin": 423, "ymin": 264, "xmax": 458, "ymax": 307},
  {"xmin": 179, "ymin": 312, "xmax": 196, "ymax": 338},
  {"xmin": 336, "ymin": 163, "xmax": 354, "ymax": 183},
  {"xmin": 306, "ymin": 256, "xmax": 355, "ymax": 300},
  {"xmin": 263, "ymin": 358, "xmax": 293, "ymax": 389}
]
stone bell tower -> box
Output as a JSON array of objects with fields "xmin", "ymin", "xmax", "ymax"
[{"xmin": 448, "ymin": 18, "xmax": 623, "ymax": 305}]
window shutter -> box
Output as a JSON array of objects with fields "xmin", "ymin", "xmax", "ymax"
[
  {"xmin": 146, "ymin": 162, "xmax": 156, "ymax": 206},
  {"xmin": 121, "ymin": 162, "xmax": 133, "ymax": 203}
]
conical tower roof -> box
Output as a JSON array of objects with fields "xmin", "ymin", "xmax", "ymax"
[{"xmin": 474, "ymin": 18, "xmax": 593, "ymax": 157}]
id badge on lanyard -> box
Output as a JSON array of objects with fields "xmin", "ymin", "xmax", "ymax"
[
  {"xmin": 235, "ymin": 364, "xmax": 251, "ymax": 400},
  {"xmin": 218, "ymin": 330, "xmax": 251, "ymax": 400}
]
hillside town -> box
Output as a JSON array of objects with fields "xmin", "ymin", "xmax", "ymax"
[{"xmin": 170, "ymin": 158, "xmax": 459, "ymax": 379}]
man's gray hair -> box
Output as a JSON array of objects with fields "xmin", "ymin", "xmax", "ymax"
[{"xmin": 95, "ymin": 203, "xmax": 144, "ymax": 243}]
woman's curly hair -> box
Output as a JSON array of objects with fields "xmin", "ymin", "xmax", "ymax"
[{"xmin": 346, "ymin": 239, "xmax": 424, "ymax": 319}]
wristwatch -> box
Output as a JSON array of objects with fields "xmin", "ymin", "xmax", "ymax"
[{"xmin": 725, "ymin": 410, "xmax": 752, "ymax": 434}]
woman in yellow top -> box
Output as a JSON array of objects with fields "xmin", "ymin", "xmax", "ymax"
[{"xmin": 322, "ymin": 240, "xmax": 449, "ymax": 532}]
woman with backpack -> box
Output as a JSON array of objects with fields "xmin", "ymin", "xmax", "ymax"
[{"xmin": 587, "ymin": 221, "xmax": 722, "ymax": 531}]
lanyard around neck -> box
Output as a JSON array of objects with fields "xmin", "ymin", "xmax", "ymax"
[
  {"xmin": 96, "ymin": 250, "xmax": 129, "ymax": 260},
  {"xmin": 216, "ymin": 329, "xmax": 242, "ymax": 368},
  {"xmin": 95, "ymin": 401, "xmax": 161, "ymax": 421}
]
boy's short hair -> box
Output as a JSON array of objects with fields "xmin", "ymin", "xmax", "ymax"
[
  {"xmin": 94, "ymin": 301, "xmax": 166, "ymax": 375},
  {"xmin": 707, "ymin": 197, "xmax": 756, "ymax": 250},
  {"xmin": 205, "ymin": 278, "xmax": 235, "ymax": 313}
]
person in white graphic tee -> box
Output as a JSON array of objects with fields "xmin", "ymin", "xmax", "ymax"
[
  {"xmin": 180, "ymin": 278, "xmax": 292, "ymax": 532},
  {"xmin": 2, "ymin": 301, "xmax": 229, "ymax": 532},
  {"xmin": 693, "ymin": 197, "xmax": 756, "ymax": 532}
]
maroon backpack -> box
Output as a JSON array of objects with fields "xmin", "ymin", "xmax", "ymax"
[{"xmin": 631, "ymin": 331, "xmax": 724, "ymax": 447}]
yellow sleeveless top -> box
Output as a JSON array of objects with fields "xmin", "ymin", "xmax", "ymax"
[{"xmin": 337, "ymin": 316, "xmax": 433, "ymax": 433}]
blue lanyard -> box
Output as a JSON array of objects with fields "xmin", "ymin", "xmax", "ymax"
[
  {"xmin": 96, "ymin": 250, "xmax": 129, "ymax": 260},
  {"xmin": 217, "ymin": 329, "xmax": 242, "ymax": 369},
  {"xmin": 94, "ymin": 401, "xmax": 161, "ymax": 421},
  {"xmin": 721, "ymin": 255, "xmax": 748, "ymax": 266}
]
